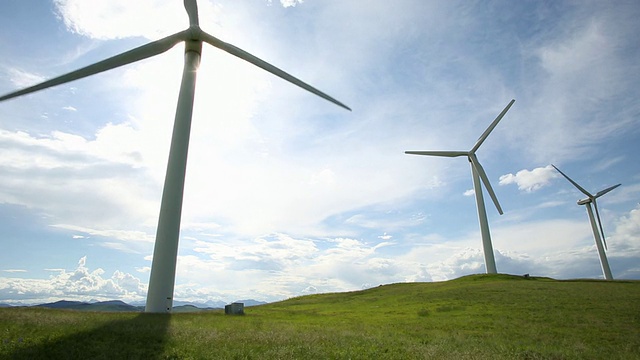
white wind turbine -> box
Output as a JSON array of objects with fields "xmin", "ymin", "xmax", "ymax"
[
  {"xmin": 551, "ymin": 165, "xmax": 620, "ymax": 280},
  {"xmin": 0, "ymin": 0, "xmax": 350, "ymax": 313},
  {"xmin": 405, "ymin": 99, "xmax": 515, "ymax": 274}
]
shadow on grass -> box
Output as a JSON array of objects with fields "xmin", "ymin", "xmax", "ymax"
[{"xmin": 7, "ymin": 313, "xmax": 171, "ymax": 360}]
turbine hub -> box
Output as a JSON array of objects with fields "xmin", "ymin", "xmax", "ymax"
[
  {"xmin": 187, "ymin": 25, "xmax": 203, "ymax": 41},
  {"xmin": 185, "ymin": 26, "xmax": 203, "ymax": 55}
]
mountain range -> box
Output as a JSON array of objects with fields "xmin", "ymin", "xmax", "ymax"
[{"xmin": 0, "ymin": 299, "xmax": 267, "ymax": 312}]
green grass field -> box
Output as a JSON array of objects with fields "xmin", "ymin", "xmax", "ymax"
[{"xmin": 1, "ymin": 274, "xmax": 639, "ymax": 359}]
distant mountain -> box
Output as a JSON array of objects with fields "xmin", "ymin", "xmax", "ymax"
[
  {"xmin": 172, "ymin": 300, "xmax": 226, "ymax": 309},
  {"xmin": 24, "ymin": 299, "xmax": 268, "ymax": 312},
  {"xmin": 0, "ymin": 303, "xmax": 12, "ymax": 308},
  {"xmin": 37, "ymin": 300, "xmax": 87, "ymax": 309},
  {"xmin": 89, "ymin": 300, "xmax": 143, "ymax": 312},
  {"xmin": 36, "ymin": 300, "xmax": 142, "ymax": 312},
  {"xmin": 171, "ymin": 305, "xmax": 219, "ymax": 313}
]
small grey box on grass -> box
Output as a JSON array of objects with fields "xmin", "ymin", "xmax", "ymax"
[{"xmin": 225, "ymin": 302, "xmax": 244, "ymax": 315}]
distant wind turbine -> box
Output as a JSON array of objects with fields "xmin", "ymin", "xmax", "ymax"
[
  {"xmin": 0, "ymin": 0, "xmax": 350, "ymax": 313},
  {"xmin": 405, "ymin": 99, "xmax": 515, "ymax": 274},
  {"xmin": 551, "ymin": 165, "xmax": 620, "ymax": 280}
]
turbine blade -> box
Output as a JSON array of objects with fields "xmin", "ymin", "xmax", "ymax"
[
  {"xmin": 184, "ymin": 0, "xmax": 199, "ymax": 26},
  {"xmin": 404, "ymin": 151, "xmax": 468, "ymax": 157},
  {"xmin": 595, "ymin": 183, "xmax": 621, "ymax": 198},
  {"xmin": 200, "ymin": 31, "xmax": 351, "ymax": 111},
  {"xmin": 0, "ymin": 30, "xmax": 189, "ymax": 102},
  {"xmin": 471, "ymin": 99, "xmax": 515, "ymax": 153},
  {"xmin": 551, "ymin": 164, "xmax": 593, "ymax": 199},
  {"xmin": 470, "ymin": 154, "xmax": 503, "ymax": 215},
  {"xmin": 592, "ymin": 199, "xmax": 608, "ymax": 251}
]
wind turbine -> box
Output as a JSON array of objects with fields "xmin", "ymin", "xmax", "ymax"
[
  {"xmin": 405, "ymin": 99, "xmax": 515, "ymax": 274},
  {"xmin": 551, "ymin": 165, "xmax": 620, "ymax": 280},
  {"xmin": 0, "ymin": 0, "xmax": 350, "ymax": 313}
]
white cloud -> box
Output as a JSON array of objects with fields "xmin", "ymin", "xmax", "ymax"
[
  {"xmin": 278, "ymin": 0, "xmax": 303, "ymax": 8},
  {"xmin": 2, "ymin": 208, "xmax": 639, "ymax": 305},
  {"xmin": 53, "ymin": 0, "xmax": 188, "ymax": 39},
  {"xmin": 493, "ymin": 219, "xmax": 591, "ymax": 254},
  {"xmin": 3, "ymin": 0, "xmax": 453, "ymax": 245},
  {"xmin": 612, "ymin": 206, "xmax": 640, "ymax": 252},
  {"xmin": 174, "ymin": 234, "xmax": 442, "ymax": 301},
  {"xmin": 436, "ymin": 248, "xmax": 486, "ymax": 278},
  {"xmin": 7, "ymin": 68, "xmax": 46, "ymax": 88},
  {"xmin": 513, "ymin": 5, "xmax": 640, "ymax": 162},
  {"xmin": 593, "ymin": 156, "xmax": 625, "ymax": 172},
  {"xmin": 499, "ymin": 165, "xmax": 558, "ymax": 192},
  {"xmin": 266, "ymin": 0, "xmax": 304, "ymax": 7},
  {"xmin": 300, "ymin": 285, "xmax": 316, "ymax": 294},
  {"xmin": 192, "ymin": 233, "xmax": 318, "ymax": 271},
  {"xmin": 51, "ymin": 224, "xmax": 154, "ymax": 244},
  {"xmin": 0, "ymin": 125, "xmax": 144, "ymax": 169},
  {"xmin": 0, "ymin": 256, "xmax": 146, "ymax": 305},
  {"xmin": 0, "ymin": 127, "xmax": 159, "ymax": 230}
]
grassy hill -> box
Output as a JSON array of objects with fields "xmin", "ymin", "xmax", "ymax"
[{"xmin": 1, "ymin": 274, "xmax": 638, "ymax": 359}]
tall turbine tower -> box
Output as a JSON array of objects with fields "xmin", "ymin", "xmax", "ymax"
[
  {"xmin": 405, "ymin": 99, "xmax": 515, "ymax": 274},
  {"xmin": 551, "ymin": 165, "xmax": 620, "ymax": 280},
  {"xmin": 0, "ymin": 0, "xmax": 350, "ymax": 313}
]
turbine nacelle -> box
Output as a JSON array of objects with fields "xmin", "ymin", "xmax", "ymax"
[{"xmin": 577, "ymin": 198, "xmax": 592, "ymax": 206}]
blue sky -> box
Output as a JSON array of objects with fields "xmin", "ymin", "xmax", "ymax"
[{"xmin": 0, "ymin": 0, "xmax": 639, "ymax": 305}]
